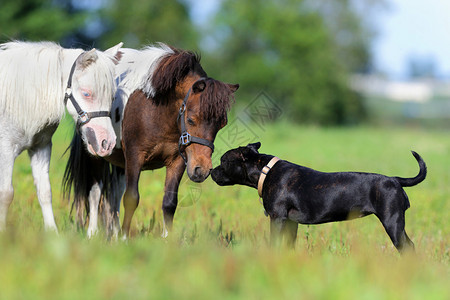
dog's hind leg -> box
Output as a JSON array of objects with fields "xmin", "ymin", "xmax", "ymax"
[{"xmin": 378, "ymin": 211, "xmax": 414, "ymax": 254}]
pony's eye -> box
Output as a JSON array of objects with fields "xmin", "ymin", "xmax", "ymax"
[
  {"xmin": 82, "ymin": 90, "xmax": 92, "ymax": 98},
  {"xmin": 187, "ymin": 118, "xmax": 195, "ymax": 126}
]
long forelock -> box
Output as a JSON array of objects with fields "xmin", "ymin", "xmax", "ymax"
[
  {"xmin": 199, "ymin": 79, "xmax": 235, "ymax": 124},
  {"xmin": 87, "ymin": 49, "xmax": 117, "ymax": 108},
  {"xmin": 151, "ymin": 47, "xmax": 206, "ymax": 105}
]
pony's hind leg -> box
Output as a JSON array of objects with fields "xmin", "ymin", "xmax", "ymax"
[
  {"xmin": 28, "ymin": 143, "xmax": 58, "ymax": 232},
  {"xmin": 0, "ymin": 145, "xmax": 15, "ymax": 231},
  {"xmin": 87, "ymin": 182, "xmax": 102, "ymax": 238}
]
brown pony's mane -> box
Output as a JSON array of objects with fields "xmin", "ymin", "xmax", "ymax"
[
  {"xmin": 151, "ymin": 47, "xmax": 234, "ymax": 124},
  {"xmin": 200, "ymin": 78, "xmax": 235, "ymax": 125},
  {"xmin": 151, "ymin": 47, "xmax": 206, "ymax": 105}
]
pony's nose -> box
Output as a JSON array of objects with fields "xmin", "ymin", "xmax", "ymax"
[
  {"xmin": 102, "ymin": 139, "xmax": 108, "ymax": 150},
  {"xmin": 194, "ymin": 166, "xmax": 202, "ymax": 178},
  {"xmin": 190, "ymin": 166, "xmax": 210, "ymax": 183},
  {"xmin": 194, "ymin": 166, "xmax": 211, "ymax": 177}
]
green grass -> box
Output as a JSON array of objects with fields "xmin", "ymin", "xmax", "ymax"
[{"xmin": 1, "ymin": 116, "xmax": 449, "ymax": 299}]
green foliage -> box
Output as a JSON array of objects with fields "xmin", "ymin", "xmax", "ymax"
[
  {"xmin": 0, "ymin": 0, "xmax": 380, "ymax": 125},
  {"xmin": 99, "ymin": 0, "xmax": 199, "ymax": 50},
  {"xmin": 2, "ymin": 118, "xmax": 449, "ymax": 299},
  {"xmin": 203, "ymin": 0, "xmax": 366, "ymax": 125},
  {"xmin": 0, "ymin": 0, "xmax": 86, "ymax": 42},
  {"xmin": 311, "ymin": 0, "xmax": 385, "ymax": 73}
]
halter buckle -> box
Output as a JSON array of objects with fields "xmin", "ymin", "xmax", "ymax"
[
  {"xmin": 78, "ymin": 111, "xmax": 90, "ymax": 125},
  {"xmin": 179, "ymin": 103, "xmax": 186, "ymax": 115},
  {"xmin": 179, "ymin": 132, "xmax": 191, "ymax": 146}
]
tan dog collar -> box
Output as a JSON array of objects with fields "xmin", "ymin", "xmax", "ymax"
[{"xmin": 257, "ymin": 157, "xmax": 280, "ymax": 197}]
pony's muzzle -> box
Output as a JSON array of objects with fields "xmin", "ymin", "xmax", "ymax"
[
  {"xmin": 189, "ymin": 167, "xmax": 210, "ymax": 182},
  {"xmin": 83, "ymin": 125, "xmax": 116, "ymax": 157},
  {"xmin": 186, "ymin": 163, "xmax": 212, "ymax": 183}
]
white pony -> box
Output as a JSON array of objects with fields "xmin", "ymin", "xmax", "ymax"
[{"xmin": 0, "ymin": 41, "xmax": 122, "ymax": 232}]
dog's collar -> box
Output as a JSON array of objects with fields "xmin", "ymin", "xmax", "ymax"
[{"xmin": 257, "ymin": 156, "xmax": 281, "ymax": 198}]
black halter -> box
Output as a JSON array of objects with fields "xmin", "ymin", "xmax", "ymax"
[
  {"xmin": 64, "ymin": 53, "xmax": 111, "ymax": 128},
  {"xmin": 178, "ymin": 78, "xmax": 215, "ymax": 164}
]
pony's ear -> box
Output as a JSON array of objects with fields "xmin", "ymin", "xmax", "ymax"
[
  {"xmin": 219, "ymin": 117, "xmax": 228, "ymax": 130},
  {"xmin": 77, "ymin": 48, "xmax": 98, "ymax": 69},
  {"xmin": 228, "ymin": 83, "xmax": 239, "ymax": 93},
  {"xmin": 193, "ymin": 78, "xmax": 207, "ymax": 94},
  {"xmin": 247, "ymin": 142, "xmax": 261, "ymax": 152},
  {"xmin": 104, "ymin": 42, "xmax": 123, "ymax": 64}
]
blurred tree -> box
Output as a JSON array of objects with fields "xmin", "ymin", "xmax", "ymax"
[
  {"xmin": 205, "ymin": 0, "xmax": 365, "ymax": 125},
  {"xmin": 0, "ymin": 0, "xmax": 86, "ymax": 44},
  {"xmin": 310, "ymin": 0, "xmax": 387, "ymax": 74},
  {"xmin": 98, "ymin": 0, "xmax": 199, "ymax": 50}
]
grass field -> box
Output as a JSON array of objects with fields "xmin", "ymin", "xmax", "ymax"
[{"xmin": 1, "ymin": 115, "xmax": 449, "ymax": 299}]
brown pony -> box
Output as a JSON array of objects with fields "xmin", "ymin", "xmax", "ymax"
[{"xmin": 63, "ymin": 45, "xmax": 238, "ymax": 238}]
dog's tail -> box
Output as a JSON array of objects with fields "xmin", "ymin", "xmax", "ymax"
[{"xmin": 394, "ymin": 151, "xmax": 427, "ymax": 187}]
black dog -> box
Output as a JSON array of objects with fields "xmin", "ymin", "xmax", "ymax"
[{"xmin": 211, "ymin": 142, "xmax": 426, "ymax": 253}]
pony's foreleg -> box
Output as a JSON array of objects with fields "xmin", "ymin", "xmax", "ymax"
[
  {"xmin": 121, "ymin": 159, "xmax": 143, "ymax": 239},
  {"xmin": 162, "ymin": 158, "xmax": 186, "ymax": 238},
  {"xmin": 28, "ymin": 143, "xmax": 58, "ymax": 232},
  {"xmin": 0, "ymin": 146, "xmax": 15, "ymax": 231},
  {"xmin": 87, "ymin": 182, "xmax": 102, "ymax": 238}
]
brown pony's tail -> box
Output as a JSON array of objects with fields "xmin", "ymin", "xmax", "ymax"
[
  {"xmin": 62, "ymin": 129, "xmax": 122, "ymax": 233},
  {"xmin": 394, "ymin": 151, "xmax": 427, "ymax": 187}
]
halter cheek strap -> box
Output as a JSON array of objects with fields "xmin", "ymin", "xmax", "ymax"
[
  {"xmin": 257, "ymin": 156, "xmax": 281, "ymax": 198},
  {"xmin": 178, "ymin": 78, "xmax": 215, "ymax": 164},
  {"xmin": 64, "ymin": 53, "xmax": 111, "ymax": 128}
]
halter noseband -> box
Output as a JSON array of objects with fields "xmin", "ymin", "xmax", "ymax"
[
  {"xmin": 64, "ymin": 52, "xmax": 111, "ymax": 128},
  {"xmin": 178, "ymin": 78, "xmax": 215, "ymax": 164}
]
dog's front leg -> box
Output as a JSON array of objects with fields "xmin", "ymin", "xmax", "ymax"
[
  {"xmin": 270, "ymin": 217, "xmax": 286, "ymax": 248},
  {"xmin": 283, "ymin": 219, "xmax": 298, "ymax": 248}
]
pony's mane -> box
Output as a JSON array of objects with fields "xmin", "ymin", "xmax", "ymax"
[
  {"xmin": 0, "ymin": 41, "xmax": 66, "ymax": 133},
  {"xmin": 0, "ymin": 41, "xmax": 116, "ymax": 134},
  {"xmin": 151, "ymin": 47, "xmax": 207, "ymax": 105},
  {"xmin": 115, "ymin": 43, "xmax": 174, "ymax": 97},
  {"xmin": 200, "ymin": 78, "xmax": 235, "ymax": 125}
]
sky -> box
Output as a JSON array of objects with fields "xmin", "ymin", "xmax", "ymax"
[
  {"xmin": 371, "ymin": 0, "xmax": 450, "ymax": 79},
  {"xmin": 191, "ymin": 0, "xmax": 450, "ymax": 80}
]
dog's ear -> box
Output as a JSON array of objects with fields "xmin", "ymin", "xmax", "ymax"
[
  {"xmin": 247, "ymin": 142, "xmax": 261, "ymax": 152},
  {"xmin": 238, "ymin": 150, "xmax": 247, "ymax": 162}
]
